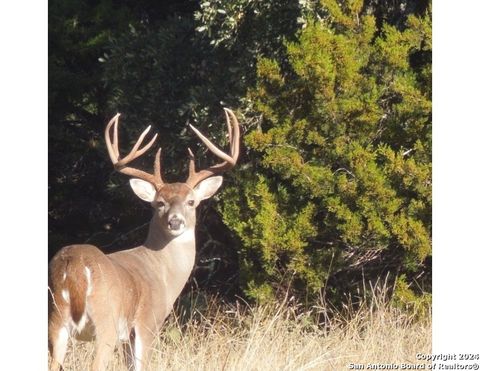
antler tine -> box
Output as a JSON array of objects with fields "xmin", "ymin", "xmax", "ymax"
[
  {"xmin": 112, "ymin": 114, "xmax": 120, "ymax": 158},
  {"xmin": 224, "ymin": 108, "xmax": 233, "ymax": 148},
  {"xmin": 188, "ymin": 124, "xmax": 235, "ymax": 164},
  {"xmin": 154, "ymin": 148, "xmax": 162, "ymax": 186},
  {"xmin": 105, "ymin": 113, "xmax": 164, "ymax": 190},
  {"xmin": 225, "ymin": 108, "xmax": 240, "ymax": 162},
  {"xmin": 115, "ymin": 125, "xmax": 158, "ymax": 167},
  {"xmin": 187, "ymin": 148, "xmax": 196, "ymax": 174},
  {"xmin": 186, "ymin": 108, "xmax": 240, "ymax": 188},
  {"xmin": 105, "ymin": 113, "xmax": 121, "ymax": 163}
]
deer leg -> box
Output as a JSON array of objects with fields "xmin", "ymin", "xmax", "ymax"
[
  {"xmin": 132, "ymin": 324, "xmax": 155, "ymax": 371},
  {"xmin": 48, "ymin": 300, "xmax": 69, "ymax": 371},
  {"xmin": 48, "ymin": 324, "xmax": 68, "ymax": 371},
  {"xmin": 122, "ymin": 329, "xmax": 136, "ymax": 371},
  {"xmin": 91, "ymin": 321, "xmax": 117, "ymax": 371}
]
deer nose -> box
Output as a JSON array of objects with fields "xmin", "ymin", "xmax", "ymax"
[{"xmin": 168, "ymin": 215, "xmax": 185, "ymax": 231}]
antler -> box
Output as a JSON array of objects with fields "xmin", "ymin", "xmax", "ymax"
[
  {"xmin": 186, "ymin": 108, "xmax": 240, "ymax": 188},
  {"xmin": 105, "ymin": 113, "xmax": 164, "ymax": 190}
]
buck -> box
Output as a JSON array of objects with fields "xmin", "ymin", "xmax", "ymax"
[{"xmin": 48, "ymin": 109, "xmax": 240, "ymax": 371}]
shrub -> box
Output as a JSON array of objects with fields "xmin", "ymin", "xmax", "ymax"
[{"xmin": 220, "ymin": 2, "xmax": 431, "ymax": 303}]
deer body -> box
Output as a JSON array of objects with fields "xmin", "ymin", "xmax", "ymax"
[{"xmin": 48, "ymin": 110, "xmax": 240, "ymax": 371}]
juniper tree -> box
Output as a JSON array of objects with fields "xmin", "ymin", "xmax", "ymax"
[{"xmin": 220, "ymin": 1, "xmax": 431, "ymax": 304}]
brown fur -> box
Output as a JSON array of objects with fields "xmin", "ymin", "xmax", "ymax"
[
  {"xmin": 48, "ymin": 181, "xmax": 218, "ymax": 371},
  {"xmin": 156, "ymin": 183, "xmax": 192, "ymax": 201},
  {"xmin": 64, "ymin": 256, "xmax": 87, "ymax": 323}
]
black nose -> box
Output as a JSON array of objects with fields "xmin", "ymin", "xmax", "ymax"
[{"xmin": 168, "ymin": 217, "xmax": 184, "ymax": 231}]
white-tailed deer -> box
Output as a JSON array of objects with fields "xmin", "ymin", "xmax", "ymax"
[{"xmin": 48, "ymin": 109, "xmax": 240, "ymax": 371}]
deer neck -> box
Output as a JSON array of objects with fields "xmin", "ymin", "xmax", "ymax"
[{"xmin": 143, "ymin": 214, "xmax": 196, "ymax": 278}]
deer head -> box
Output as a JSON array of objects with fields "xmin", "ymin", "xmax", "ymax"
[{"xmin": 104, "ymin": 108, "xmax": 240, "ymax": 239}]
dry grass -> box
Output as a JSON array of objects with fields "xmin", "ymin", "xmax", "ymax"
[{"xmin": 53, "ymin": 288, "xmax": 431, "ymax": 371}]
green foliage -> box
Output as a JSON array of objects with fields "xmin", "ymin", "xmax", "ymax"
[
  {"xmin": 49, "ymin": 0, "xmax": 201, "ymax": 256},
  {"xmin": 393, "ymin": 275, "xmax": 431, "ymax": 319},
  {"xmin": 221, "ymin": 174, "xmax": 323, "ymax": 302},
  {"xmin": 48, "ymin": 0, "xmax": 138, "ymax": 256},
  {"xmin": 220, "ymin": 3, "xmax": 431, "ymax": 303}
]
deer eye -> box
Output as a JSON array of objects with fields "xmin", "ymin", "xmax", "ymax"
[
  {"xmin": 187, "ymin": 200, "xmax": 195, "ymax": 207},
  {"xmin": 157, "ymin": 201, "xmax": 165, "ymax": 208}
]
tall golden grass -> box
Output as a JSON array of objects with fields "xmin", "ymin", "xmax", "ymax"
[{"xmin": 52, "ymin": 284, "xmax": 431, "ymax": 370}]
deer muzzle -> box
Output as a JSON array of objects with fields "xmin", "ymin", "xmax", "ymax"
[{"xmin": 168, "ymin": 215, "xmax": 185, "ymax": 231}]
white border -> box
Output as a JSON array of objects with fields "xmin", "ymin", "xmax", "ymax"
[
  {"xmin": 433, "ymin": 0, "xmax": 480, "ymax": 353},
  {"xmin": 0, "ymin": 1, "xmax": 48, "ymax": 369}
]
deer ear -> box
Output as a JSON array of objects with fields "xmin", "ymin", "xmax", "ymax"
[
  {"xmin": 194, "ymin": 176, "xmax": 223, "ymax": 201},
  {"xmin": 129, "ymin": 179, "xmax": 156, "ymax": 202}
]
